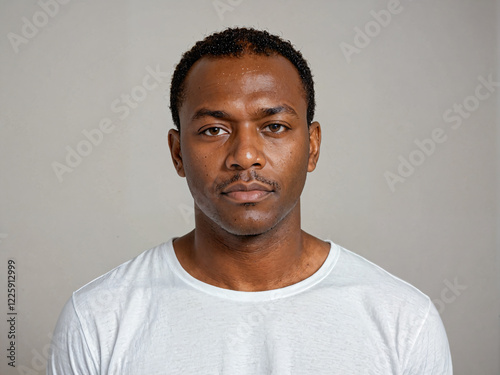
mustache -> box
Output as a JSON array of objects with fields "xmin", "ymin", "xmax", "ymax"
[{"xmin": 216, "ymin": 171, "xmax": 281, "ymax": 193}]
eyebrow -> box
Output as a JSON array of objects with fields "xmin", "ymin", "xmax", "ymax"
[
  {"xmin": 257, "ymin": 105, "xmax": 299, "ymax": 119},
  {"xmin": 191, "ymin": 109, "xmax": 229, "ymax": 121},
  {"xmin": 191, "ymin": 104, "xmax": 299, "ymax": 122}
]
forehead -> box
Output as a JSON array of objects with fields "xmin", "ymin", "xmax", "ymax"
[{"xmin": 179, "ymin": 54, "xmax": 306, "ymax": 122}]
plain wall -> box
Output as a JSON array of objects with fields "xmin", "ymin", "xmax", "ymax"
[{"xmin": 0, "ymin": 0, "xmax": 498, "ymax": 374}]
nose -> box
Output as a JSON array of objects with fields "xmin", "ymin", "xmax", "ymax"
[{"xmin": 225, "ymin": 126, "xmax": 266, "ymax": 171}]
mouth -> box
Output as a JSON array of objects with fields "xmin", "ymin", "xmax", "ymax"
[{"xmin": 221, "ymin": 182, "xmax": 274, "ymax": 203}]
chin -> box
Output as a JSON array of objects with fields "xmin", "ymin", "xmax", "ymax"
[
  {"xmin": 217, "ymin": 213, "xmax": 283, "ymax": 238},
  {"xmin": 221, "ymin": 225, "xmax": 272, "ymax": 237},
  {"xmin": 198, "ymin": 200, "xmax": 298, "ymax": 238}
]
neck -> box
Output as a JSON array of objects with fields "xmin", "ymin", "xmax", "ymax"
[{"xmin": 173, "ymin": 204, "xmax": 329, "ymax": 292}]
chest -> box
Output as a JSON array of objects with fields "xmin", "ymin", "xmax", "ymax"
[{"xmin": 92, "ymin": 293, "xmax": 402, "ymax": 374}]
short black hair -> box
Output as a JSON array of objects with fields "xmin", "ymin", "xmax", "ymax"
[{"xmin": 169, "ymin": 27, "xmax": 315, "ymax": 130}]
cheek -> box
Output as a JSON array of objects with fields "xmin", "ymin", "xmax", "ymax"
[
  {"xmin": 182, "ymin": 150, "xmax": 220, "ymax": 200},
  {"xmin": 268, "ymin": 141, "xmax": 309, "ymax": 198},
  {"xmin": 274, "ymin": 138, "xmax": 310, "ymax": 174},
  {"xmin": 181, "ymin": 138, "xmax": 207, "ymax": 173}
]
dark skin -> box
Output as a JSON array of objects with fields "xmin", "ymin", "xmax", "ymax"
[{"xmin": 168, "ymin": 53, "xmax": 330, "ymax": 292}]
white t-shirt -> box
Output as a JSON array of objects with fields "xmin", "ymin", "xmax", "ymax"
[{"xmin": 48, "ymin": 239, "xmax": 452, "ymax": 374}]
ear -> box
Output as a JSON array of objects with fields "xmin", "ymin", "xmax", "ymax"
[
  {"xmin": 307, "ymin": 121, "xmax": 321, "ymax": 172},
  {"xmin": 168, "ymin": 129, "xmax": 185, "ymax": 177}
]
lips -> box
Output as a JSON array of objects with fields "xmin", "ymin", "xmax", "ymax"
[{"xmin": 221, "ymin": 182, "xmax": 274, "ymax": 203}]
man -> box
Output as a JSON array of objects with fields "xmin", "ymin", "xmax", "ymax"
[{"xmin": 48, "ymin": 27, "xmax": 452, "ymax": 374}]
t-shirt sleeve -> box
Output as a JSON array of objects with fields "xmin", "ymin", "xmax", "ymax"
[
  {"xmin": 403, "ymin": 299, "xmax": 453, "ymax": 375},
  {"xmin": 47, "ymin": 296, "xmax": 99, "ymax": 375}
]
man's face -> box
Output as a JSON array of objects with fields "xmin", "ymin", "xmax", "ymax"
[{"xmin": 169, "ymin": 53, "xmax": 321, "ymax": 236}]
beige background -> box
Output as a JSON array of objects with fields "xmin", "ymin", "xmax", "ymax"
[{"xmin": 0, "ymin": 0, "xmax": 498, "ymax": 374}]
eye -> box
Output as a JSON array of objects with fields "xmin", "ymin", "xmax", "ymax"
[
  {"xmin": 265, "ymin": 123, "xmax": 287, "ymax": 133},
  {"xmin": 202, "ymin": 127, "xmax": 229, "ymax": 136}
]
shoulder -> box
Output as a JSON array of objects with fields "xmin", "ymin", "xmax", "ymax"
[
  {"xmin": 326, "ymin": 241, "xmax": 433, "ymax": 320},
  {"xmin": 71, "ymin": 240, "xmax": 174, "ymax": 313},
  {"xmin": 325, "ymin": 242, "xmax": 452, "ymax": 373},
  {"xmin": 49, "ymin": 240, "xmax": 176, "ymax": 373}
]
